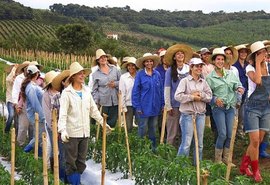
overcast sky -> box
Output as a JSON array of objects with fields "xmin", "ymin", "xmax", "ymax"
[{"xmin": 15, "ymin": 0, "xmax": 270, "ymax": 13}]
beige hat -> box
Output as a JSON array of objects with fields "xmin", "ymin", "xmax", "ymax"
[
  {"xmin": 43, "ymin": 70, "xmax": 60, "ymax": 89},
  {"xmin": 223, "ymin": 46, "xmax": 238, "ymax": 65},
  {"xmin": 246, "ymin": 41, "xmax": 268, "ymax": 61},
  {"xmin": 15, "ymin": 61, "xmax": 31, "ymax": 74},
  {"xmin": 4, "ymin": 64, "xmax": 16, "ymax": 73},
  {"xmin": 69, "ymin": 62, "xmax": 91, "ymax": 77},
  {"xmin": 107, "ymin": 55, "xmax": 117, "ymax": 65},
  {"xmin": 159, "ymin": 50, "xmax": 166, "ymax": 57},
  {"xmin": 136, "ymin": 53, "xmax": 160, "ymax": 69},
  {"xmin": 51, "ymin": 70, "xmax": 70, "ymax": 92},
  {"xmin": 96, "ymin": 49, "xmax": 107, "ymax": 61},
  {"xmin": 164, "ymin": 44, "xmax": 193, "ymax": 65},
  {"xmin": 122, "ymin": 57, "xmax": 137, "ymax": 68},
  {"xmin": 211, "ymin": 48, "xmax": 227, "ymax": 61},
  {"xmin": 29, "ymin": 61, "xmax": 43, "ymax": 71}
]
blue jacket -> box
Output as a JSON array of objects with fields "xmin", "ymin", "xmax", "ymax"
[
  {"xmin": 132, "ymin": 69, "xmax": 164, "ymax": 118},
  {"xmin": 25, "ymin": 82, "xmax": 45, "ymax": 124}
]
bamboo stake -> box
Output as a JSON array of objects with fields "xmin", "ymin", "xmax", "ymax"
[
  {"xmin": 122, "ymin": 111, "xmax": 132, "ymax": 177},
  {"xmin": 160, "ymin": 108, "xmax": 167, "ymax": 144},
  {"xmin": 92, "ymin": 106, "xmax": 102, "ymax": 160},
  {"xmin": 10, "ymin": 128, "xmax": 15, "ymax": 185},
  {"xmin": 193, "ymin": 114, "xmax": 200, "ymax": 185},
  {"xmin": 2, "ymin": 102, "xmax": 4, "ymax": 135},
  {"xmin": 118, "ymin": 92, "xmax": 122, "ymax": 132},
  {"xmin": 101, "ymin": 113, "xmax": 108, "ymax": 185},
  {"xmin": 52, "ymin": 109, "xmax": 60, "ymax": 185},
  {"xmin": 225, "ymin": 116, "xmax": 238, "ymax": 181},
  {"xmin": 34, "ymin": 113, "xmax": 39, "ymax": 160},
  {"xmin": 42, "ymin": 132, "xmax": 48, "ymax": 185},
  {"xmin": 201, "ymin": 169, "xmax": 209, "ymax": 185}
]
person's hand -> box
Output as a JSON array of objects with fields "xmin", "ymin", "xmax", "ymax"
[
  {"xmin": 192, "ymin": 91, "xmax": 201, "ymax": 101},
  {"xmin": 107, "ymin": 81, "xmax": 115, "ymax": 88},
  {"xmin": 215, "ymin": 98, "xmax": 224, "ymax": 107},
  {"xmin": 105, "ymin": 124, "xmax": 112, "ymax": 134},
  {"xmin": 122, "ymin": 107, "xmax": 127, "ymax": 113},
  {"xmin": 61, "ymin": 130, "xmax": 69, "ymax": 143},
  {"xmin": 137, "ymin": 110, "xmax": 143, "ymax": 115},
  {"xmin": 237, "ymin": 87, "xmax": 244, "ymax": 95},
  {"xmin": 14, "ymin": 104, "xmax": 22, "ymax": 114},
  {"xmin": 256, "ymin": 50, "xmax": 266, "ymax": 64},
  {"xmin": 167, "ymin": 109, "xmax": 174, "ymax": 116}
]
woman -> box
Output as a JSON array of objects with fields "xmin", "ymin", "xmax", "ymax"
[
  {"xmin": 58, "ymin": 62, "xmax": 111, "ymax": 185},
  {"xmin": 92, "ymin": 49, "xmax": 121, "ymax": 128},
  {"xmin": 240, "ymin": 41, "xmax": 270, "ymax": 182},
  {"xmin": 206, "ymin": 48, "xmax": 244, "ymax": 164},
  {"xmin": 132, "ymin": 53, "xmax": 164, "ymax": 150},
  {"xmin": 175, "ymin": 58, "xmax": 212, "ymax": 164},
  {"xmin": 42, "ymin": 70, "xmax": 60, "ymax": 171},
  {"xmin": 21, "ymin": 65, "xmax": 46, "ymax": 153},
  {"xmin": 119, "ymin": 57, "xmax": 138, "ymax": 132},
  {"xmin": 164, "ymin": 44, "xmax": 193, "ymax": 148}
]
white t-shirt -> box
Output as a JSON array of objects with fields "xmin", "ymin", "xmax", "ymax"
[{"xmin": 246, "ymin": 64, "xmax": 257, "ymax": 98}]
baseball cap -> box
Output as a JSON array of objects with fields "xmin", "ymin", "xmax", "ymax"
[{"xmin": 200, "ymin": 48, "xmax": 211, "ymax": 55}]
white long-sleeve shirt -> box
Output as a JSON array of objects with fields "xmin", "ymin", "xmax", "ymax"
[
  {"xmin": 12, "ymin": 73, "xmax": 25, "ymax": 104},
  {"xmin": 119, "ymin": 72, "xmax": 135, "ymax": 110},
  {"xmin": 58, "ymin": 84, "xmax": 103, "ymax": 137}
]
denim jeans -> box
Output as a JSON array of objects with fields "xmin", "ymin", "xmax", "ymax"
[
  {"xmin": 212, "ymin": 107, "xmax": 235, "ymax": 149},
  {"xmin": 177, "ymin": 113, "xmax": 205, "ymax": 164},
  {"xmin": 137, "ymin": 115, "xmax": 158, "ymax": 149},
  {"xmin": 5, "ymin": 102, "xmax": 15, "ymax": 133}
]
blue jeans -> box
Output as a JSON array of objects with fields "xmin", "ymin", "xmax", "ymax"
[
  {"xmin": 137, "ymin": 115, "xmax": 158, "ymax": 149},
  {"xmin": 177, "ymin": 113, "xmax": 205, "ymax": 164},
  {"xmin": 5, "ymin": 102, "xmax": 15, "ymax": 133},
  {"xmin": 212, "ymin": 107, "xmax": 235, "ymax": 149}
]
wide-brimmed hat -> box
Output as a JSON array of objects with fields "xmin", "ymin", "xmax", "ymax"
[
  {"xmin": 29, "ymin": 61, "xmax": 43, "ymax": 71},
  {"xmin": 51, "ymin": 70, "xmax": 70, "ymax": 92},
  {"xmin": 43, "ymin": 70, "xmax": 60, "ymax": 89},
  {"xmin": 122, "ymin": 57, "xmax": 137, "ymax": 68},
  {"xmin": 246, "ymin": 41, "xmax": 268, "ymax": 61},
  {"xmin": 4, "ymin": 64, "xmax": 16, "ymax": 73},
  {"xmin": 211, "ymin": 48, "xmax": 227, "ymax": 61},
  {"xmin": 235, "ymin": 44, "xmax": 250, "ymax": 53},
  {"xmin": 222, "ymin": 46, "xmax": 238, "ymax": 65},
  {"xmin": 96, "ymin": 49, "xmax": 108, "ymax": 61},
  {"xmin": 136, "ymin": 53, "xmax": 160, "ymax": 69},
  {"xmin": 164, "ymin": 44, "xmax": 193, "ymax": 65},
  {"xmin": 263, "ymin": 40, "xmax": 270, "ymax": 46},
  {"xmin": 15, "ymin": 61, "xmax": 31, "ymax": 74},
  {"xmin": 69, "ymin": 62, "xmax": 91, "ymax": 77}
]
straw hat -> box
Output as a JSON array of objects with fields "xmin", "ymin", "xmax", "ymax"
[
  {"xmin": 223, "ymin": 46, "xmax": 238, "ymax": 65},
  {"xmin": 43, "ymin": 70, "xmax": 60, "ymax": 89},
  {"xmin": 136, "ymin": 53, "xmax": 160, "ymax": 69},
  {"xmin": 51, "ymin": 70, "xmax": 70, "ymax": 92},
  {"xmin": 164, "ymin": 44, "xmax": 193, "ymax": 65},
  {"xmin": 96, "ymin": 49, "xmax": 108, "ymax": 61},
  {"xmin": 15, "ymin": 61, "xmax": 31, "ymax": 74},
  {"xmin": 4, "ymin": 64, "xmax": 16, "ymax": 73},
  {"xmin": 235, "ymin": 44, "xmax": 250, "ymax": 53},
  {"xmin": 211, "ymin": 48, "xmax": 227, "ymax": 61},
  {"xmin": 107, "ymin": 55, "xmax": 117, "ymax": 65},
  {"xmin": 69, "ymin": 62, "xmax": 91, "ymax": 77},
  {"xmin": 29, "ymin": 61, "xmax": 43, "ymax": 71},
  {"xmin": 122, "ymin": 57, "xmax": 137, "ymax": 68},
  {"xmin": 246, "ymin": 41, "xmax": 268, "ymax": 61}
]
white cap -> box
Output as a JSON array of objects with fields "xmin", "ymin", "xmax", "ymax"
[
  {"xmin": 27, "ymin": 65, "xmax": 40, "ymax": 74},
  {"xmin": 189, "ymin": 58, "xmax": 204, "ymax": 65}
]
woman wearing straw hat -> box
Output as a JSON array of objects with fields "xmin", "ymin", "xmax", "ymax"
[
  {"xmin": 164, "ymin": 44, "xmax": 193, "ymax": 148},
  {"xmin": 92, "ymin": 49, "xmax": 121, "ymax": 128},
  {"xmin": 175, "ymin": 58, "xmax": 212, "ymax": 164},
  {"xmin": 119, "ymin": 57, "xmax": 138, "ymax": 132},
  {"xmin": 42, "ymin": 70, "xmax": 60, "ymax": 171},
  {"xmin": 132, "ymin": 53, "xmax": 164, "ymax": 150},
  {"xmin": 58, "ymin": 62, "xmax": 111, "ymax": 184},
  {"xmin": 239, "ymin": 41, "xmax": 270, "ymax": 182},
  {"xmin": 51, "ymin": 69, "xmax": 70, "ymax": 183},
  {"xmin": 20, "ymin": 65, "xmax": 46, "ymax": 153},
  {"xmin": 206, "ymin": 48, "xmax": 244, "ymax": 165}
]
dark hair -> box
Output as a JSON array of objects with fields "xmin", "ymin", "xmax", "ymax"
[
  {"xmin": 20, "ymin": 73, "xmax": 38, "ymax": 102},
  {"xmin": 171, "ymin": 61, "xmax": 179, "ymax": 82}
]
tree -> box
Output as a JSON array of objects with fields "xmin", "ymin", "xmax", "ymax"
[{"xmin": 56, "ymin": 24, "xmax": 93, "ymax": 54}]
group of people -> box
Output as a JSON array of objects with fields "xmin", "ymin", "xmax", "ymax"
[{"xmin": 4, "ymin": 40, "xmax": 270, "ymax": 184}]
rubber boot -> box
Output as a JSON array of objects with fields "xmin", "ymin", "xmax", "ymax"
[
  {"xmin": 250, "ymin": 160, "xmax": 263, "ymax": 183},
  {"xmin": 222, "ymin": 148, "xmax": 236, "ymax": 167},
  {"xmin": 23, "ymin": 144, "xmax": 33, "ymax": 153},
  {"xmin": 259, "ymin": 142, "xmax": 270, "ymax": 158},
  {"xmin": 214, "ymin": 148, "xmax": 223, "ymax": 164},
  {"xmin": 67, "ymin": 172, "xmax": 80, "ymax": 185},
  {"xmin": 239, "ymin": 154, "xmax": 253, "ymax": 177},
  {"xmin": 38, "ymin": 146, "xmax": 42, "ymax": 157}
]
